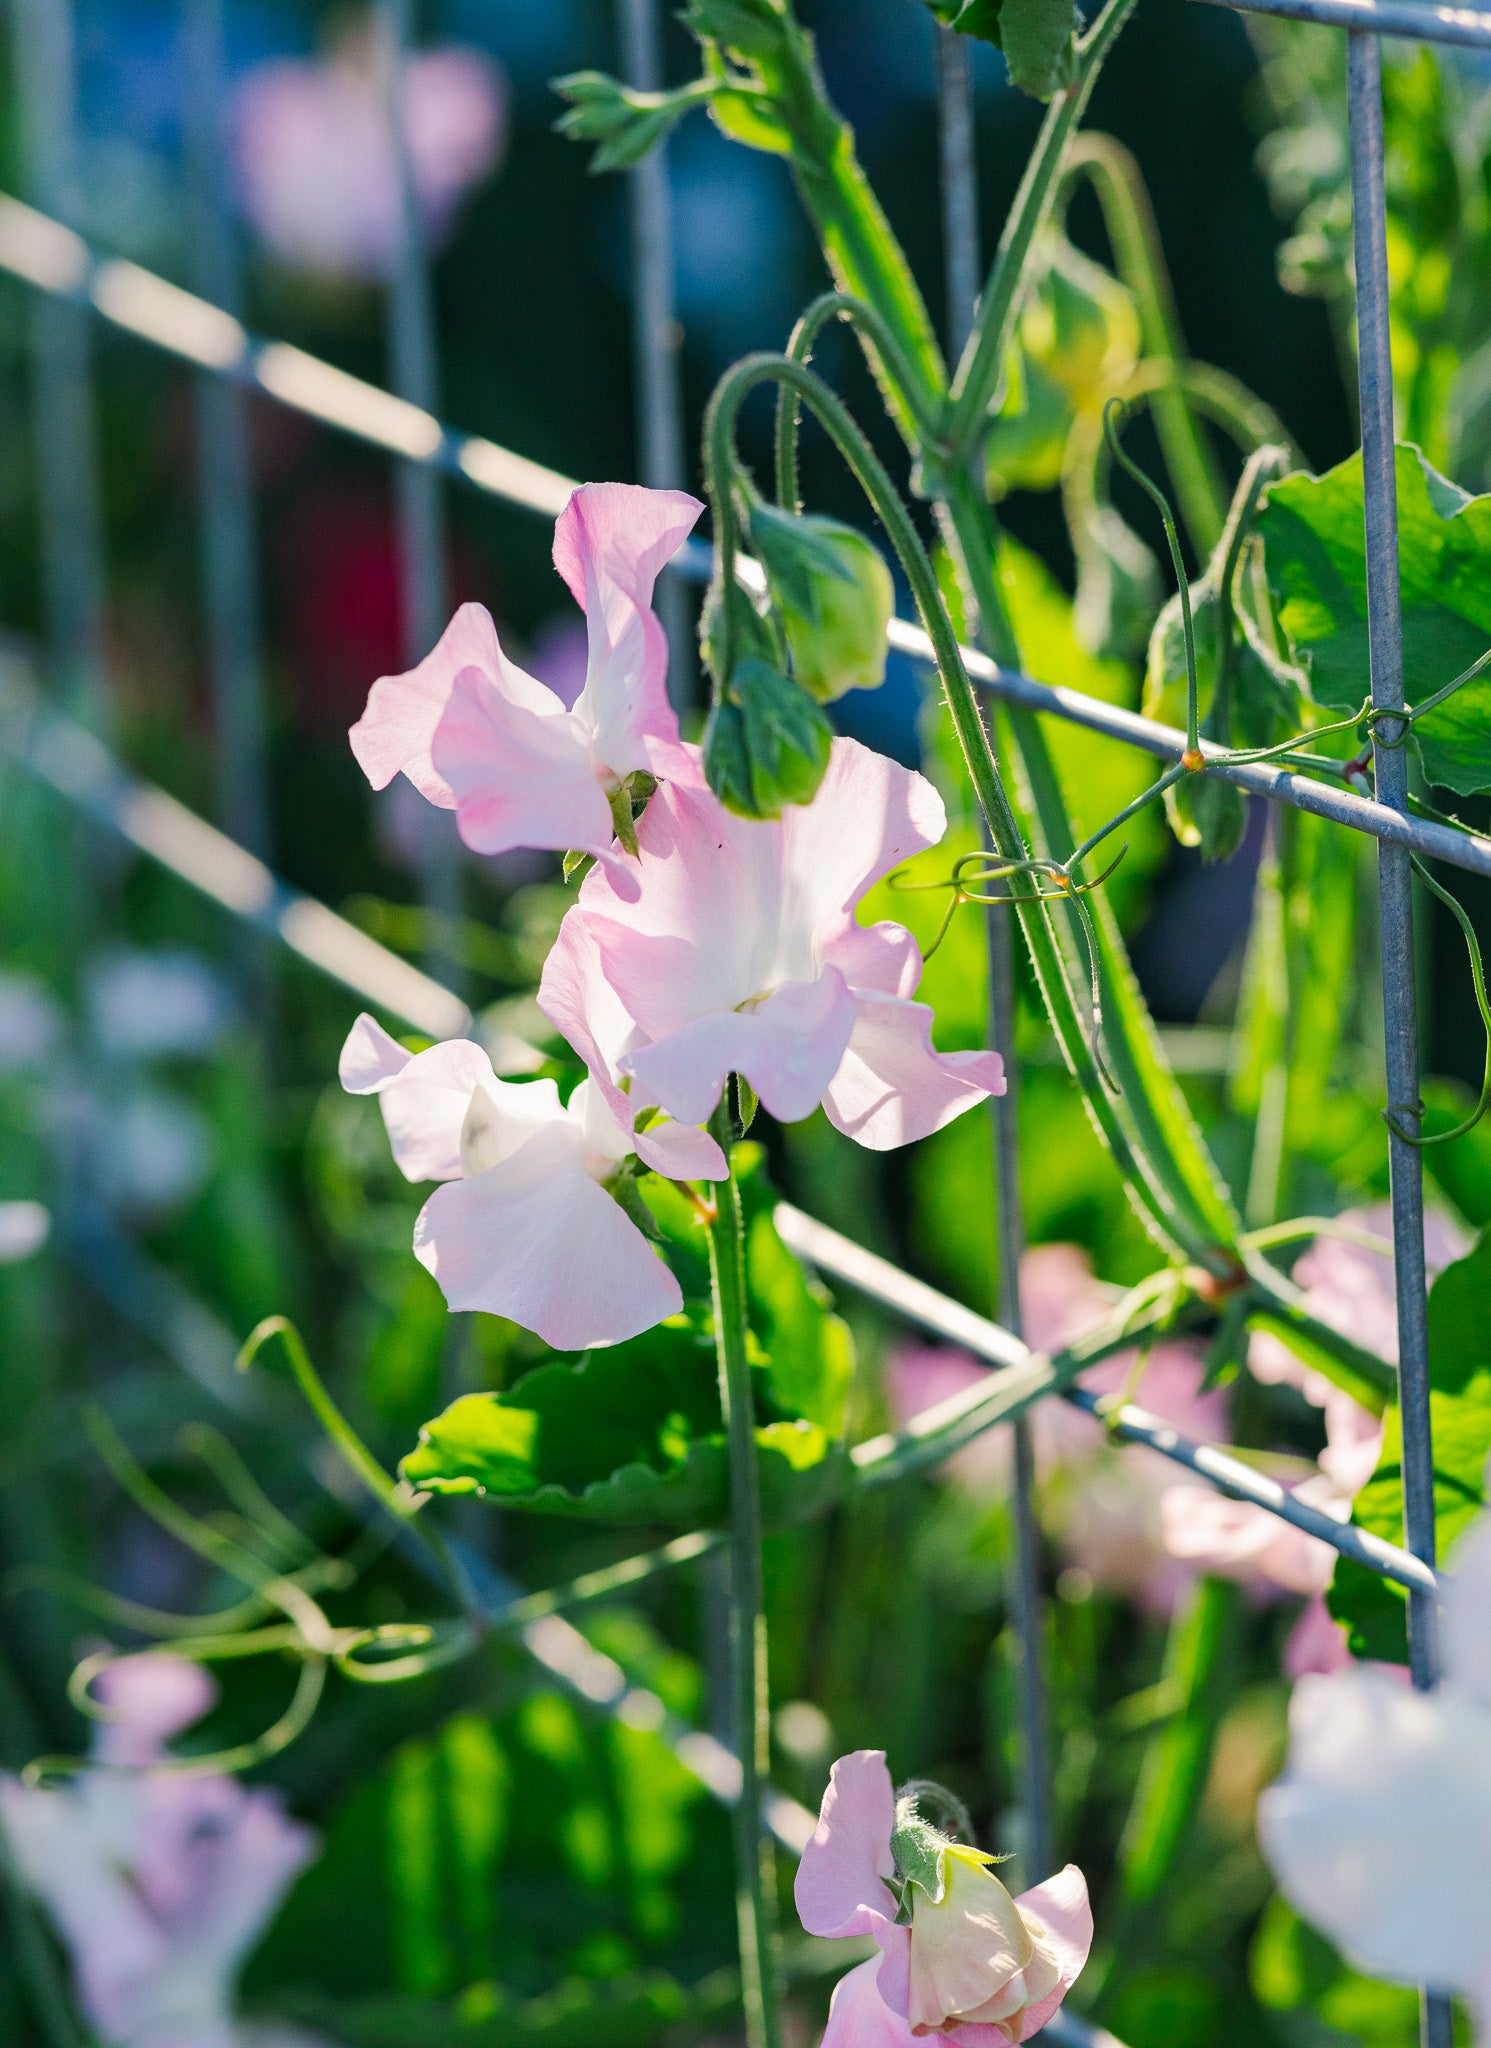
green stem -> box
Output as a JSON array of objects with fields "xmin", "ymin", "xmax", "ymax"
[
  {"xmin": 706, "ymin": 352, "xmax": 1025, "ymax": 852},
  {"xmin": 775, "ymin": 290, "xmax": 938, "ymax": 510},
  {"xmin": 944, "ymin": 0, "xmax": 1137, "ymax": 465},
  {"xmin": 704, "ymin": 1113, "xmax": 782, "ymax": 2048},
  {"xmin": 1061, "ymin": 133, "xmax": 1227, "ymax": 554}
]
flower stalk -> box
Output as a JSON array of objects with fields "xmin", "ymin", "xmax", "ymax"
[{"xmin": 704, "ymin": 1106, "xmax": 783, "ymax": 2048}]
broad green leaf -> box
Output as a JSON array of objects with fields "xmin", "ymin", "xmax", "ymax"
[
  {"xmin": 1329, "ymin": 1227, "xmax": 1491, "ymax": 1660},
  {"xmin": 402, "ymin": 1315, "xmax": 849, "ymax": 1528},
  {"xmin": 1260, "ymin": 444, "xmax": 1491, "ymax": 793}
]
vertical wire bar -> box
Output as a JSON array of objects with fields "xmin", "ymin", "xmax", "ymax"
[
  {"xmin": 375, "ymin": 0, "xmax": 463, "ymax": 989},
  {"xmin": 618, "ymin": 0, "xmax": 693, "ymax": 708},
  {"xmin": 1345, "ymin": 35, "xmax": 1450, "ymax": 2048},
  {"xmin": 937, "ymin": 20, "xmax": 1052, "ymax": 1885},
  {"xmin": 183, "ymin": 0, "xmax": 271, "ymax": 863},
  {"xmin": 12, "ymin": 0, "xmax": 109, "ymax": 730}
]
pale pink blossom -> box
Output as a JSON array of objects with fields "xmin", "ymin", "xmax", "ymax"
[
  {"xmin": 540, "ymin": 739, "xmax": 1005, "ymax": 1147},
  {"xmin": 796, "ymin": 1750, "xmax": 1091, "ymax": 2045},
  {"xmin": 349, "ymin": 485, "xmax": 702, "ymax": 890},
  {"xmin": 1259, "ymin": 1506, "xmax": 1491, "ymax": 2029},
  {"xmin": 0, "ymin": 1655, "xmax": 317, "ymax": 2048},
  {"xmin": 340, "ymin": 1013, "xmax": 715, "ymax": 1348},
  {"xmin": 235, "ymin": 38, "xmax": 506, "ymax": 280}
]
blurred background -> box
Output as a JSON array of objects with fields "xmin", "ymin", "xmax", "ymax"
[{"xmin": 2, "ymin": 4, "xmax": 1489, "ymax": 2046}]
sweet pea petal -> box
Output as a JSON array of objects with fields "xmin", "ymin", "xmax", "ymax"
[
  {"xmin": 821, "ymin": 1957, "xmax": 917, "ymax": 2048},
  {"xmin": 1258, "ymin": 1669, "xmax": 1491, "ymax": 1994},
  {"xmin": 0, "ymin": 1776, "xmax": 169, "ymax": 2034},
  {"xmin": 1006, "ymin": 1866, "xmax": 1093, "ymax": 2042},
  {"xmin": 340, "ymin": 1022, "xmax": 499, "ymax": 1183},
  {"xmin": 821, "ymin": 913, "xmax": 923, "ymax": 1000},
  {"xmin": 822, "ymin": 992, "xmax": 1005, "ymax": 1149},
  {"xmin": 794, "ymin": 1749, "xmax": 899, "ymax": 1940},
  {"xmin": 431, "ymin": 665, "xmax": 616, "ymax": 860},
  {"xmin": 1442, "ymin": 1509, "xmax": 1491, "ymax": 1709},
  {"xmin": 93, "ymin": 1655, "xmax": 216, "ymax": 1769},
  {"xmin": 570, "ymin": 740, "xmax": 948, "ymax": 1036},
  {"xmin": 413, "ymin": 1121, "xmax": 681, "ymax": 1348},
  {"xmin": 537, "ymin": 914, "xmax": 727, "ymax": 1181},
  {"xmin": 621, "ymin": 969, "xmax": 858, "ymax": 1128},
  {"xmin": 349, "ymin": 602, "xmax": 550, "ymax": 805},
  {"xmin": 338, "ymin": 1012, "xmax": 413, "ymax": 1093},
  {"xmin": 555, "ymin": 482, "xmax": 702, "ymax": 779}
]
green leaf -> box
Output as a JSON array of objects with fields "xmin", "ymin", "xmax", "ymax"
[
  {"xmin": 927, "ymin": 0, "xmax": 1079, "ymax": 98},
  {"xmin": 1329, "ymin": 1227, "xmax": 1491, "ymax": 1660},
  {"xmin": 553, "ymin": 73, "xmax": 712, "ymax": 175},
  {"xmin": 1260, "ymin": 443, "xmax": 1491, "ymax": 793},
  {"xmin": 402, "ymin": 1315, "xmax": 849, "ymax": 1528},
  {"xmin": 1073, "ymin": 504, "xmax": 1162, "ymax": 664},
  {"xmin": 680, "ymin": 0, "xmax": 785, "ymax": 59}
]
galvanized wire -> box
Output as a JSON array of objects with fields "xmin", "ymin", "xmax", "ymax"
[
  {"xmin": 9, "ymin": 0, "xmax": 107, "ymax": 729},
  {"xmin": 374, "ymin": 0, "xmax": 464, "ymax": 993},
  {"xmin": 183, "ymin": 0, "xmax": 270, "ymax": 864},
  {"xmin": 937, "ymin": 19, "xmax": 1054, "ymax": 1891},
  {"xmin": 619, "ymin": 0, "xmax": 694, "ymax": 708},
  {"xmin": 1342, "ymin": 31, "xmax": 1451, "ymax": 2042}
]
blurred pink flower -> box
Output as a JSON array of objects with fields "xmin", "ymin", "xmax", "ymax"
[
  {"xmin": 541, "ymin": 738, "xmax": 1005, "ymax": 1147},
  {"xmin": 1164, "ymin": 1204, "xmax": 1470, "ymax": 1672},
  {"xmin": 796, "ymin": 1750, "xmax": 1092, "ymax": 2046},
  {"xmin": 1259, "ymin": 1505, "xmax": 1491, "ymax": 2026},
  {"xmin": 0, "ymin": 1655, "xmax": 316, "ymax": 2048},
  {"xmin": 350, "ymin": 484, "xmax": 702, "ymax": 891},
  {"xmin": 234, "ymin": 36, "xmax": 507, "ymax": 280},
  {"xmin": 887, "ymin": 1244, "xmax": 1224, "ymax": 1609},
  {"xmin": 341, "ymin": 1013, "xmax": 720, "ymax": 1348}
]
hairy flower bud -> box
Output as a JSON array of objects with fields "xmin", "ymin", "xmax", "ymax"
[{"xmin": 749, "ymin": 502, "xmax": 895, "ymax": 703}]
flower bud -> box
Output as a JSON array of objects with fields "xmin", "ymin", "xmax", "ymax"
[{"xmin": 748, "ymin": 502, "xmax": 895, "ymax": 704}]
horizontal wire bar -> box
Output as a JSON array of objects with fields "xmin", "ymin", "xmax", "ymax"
[
  {"xmin": 0, "ymin": 194, "xmax": 575, "ymax": 517},
  {"xmin": 1192, "ymin": 0, "xmax": 1491, "ymax": 48},
  {"xmin": 0, "ymin": 645, "xmax": 544, "ymax": 1067},
  {"xmin": 881, "ymin": 619, "xmax": 1491, "ymax": 882},
  {"xmin": 777, "ymin": 1205, "xmax": 1439, "ymax": 1598},
  {"xmin": 5, "ymin": 195, "xmax": 1491, "ymax": 881}
]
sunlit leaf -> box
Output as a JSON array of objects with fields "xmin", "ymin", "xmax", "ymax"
[{"xmin": 1260, "ymin": 444, "xmax": 1491, "ymax": 793}]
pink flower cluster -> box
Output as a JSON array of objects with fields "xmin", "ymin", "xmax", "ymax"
[
  {"xmin": 0, "ymin": 1655, "xmax": 319, "ymax": 2048},
  {"xmin": 345, "ymin": 483, "xmax": 1005, "ymax": 1350}
]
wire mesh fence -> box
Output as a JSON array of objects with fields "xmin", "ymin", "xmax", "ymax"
[{"xmin": 0, "ymin": 0, "xmax": 1474, "ymax": 2041}]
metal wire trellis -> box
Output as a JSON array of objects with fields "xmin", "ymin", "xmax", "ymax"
[{"xmin": 0, "ymin": 1, "xmax": 1475, "ymax": 2042}]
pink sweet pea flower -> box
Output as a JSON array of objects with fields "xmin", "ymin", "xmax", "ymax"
[
  {"xmin": 349, "ymin": 484, "xmax": 702, "ymax": 889},
  {"xmin": 340, "ymin": 1014, "xmax": 713, "ymax": 1348},
  {"xmin": 540, "ymin": 738, "xmax": 1005, "ymax": 1146},
  {"xmin": 0, "ymin": 1655, "xmax": 316, "ymax": 2048},
  {"xmin": 797, "ymin": 1751, "xmax": 1092, "ymax": 2045},
  {"xmin": 235, "ymin": 36, "xmax": 507, "ymax": 281},
  {"xmin": 1258, "ymin": 1506, "xmax": 1491, "ymax": 2031}
]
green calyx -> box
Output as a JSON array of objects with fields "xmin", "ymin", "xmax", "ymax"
[{"xmin": 701, "ymin": 570, "xmax": 833, "ymax": 817}]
